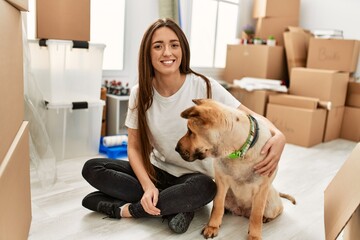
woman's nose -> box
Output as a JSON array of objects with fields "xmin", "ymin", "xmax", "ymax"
[{"xmin": 163, "ymin": 45, "xmax": 172, "ymax": 56}]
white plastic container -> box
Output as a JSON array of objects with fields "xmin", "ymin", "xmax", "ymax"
[
  {"xmin": 28, "ymin": 39, "xmax": 106, "ymax": 103},
  {"xmin": 45, "ymin": 100, "xmax": 105, "ymax": 161}
]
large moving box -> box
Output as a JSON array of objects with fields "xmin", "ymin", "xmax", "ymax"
[
  {"xmin": 228, "ymin": 86, "xmax": 279, "ymax": 116},
  {"xmin": 307, "ymin": 38, "xmax": 360, "ymax": 73},
  {"xmin": 252, "ymin": 0, "xmax": 300, "ymax": 18},
  {"xmin": 223, "ymin": 44, "xmax": 285, "ymax": 83},
  {"xmin": 0, "ymin": 122, "xmax": 31, "ymax": 240},
  {"xmin": 36, "ymin": 0, "xmax": 90, "ymax": 41},
  {"xmin": 340, "ymin": 106, "xmax": 360, "ymax": 142},
  {"xmin": 283, "ymin": 27, "xmax": 313, "ymax": 79},
  {"xmin": 344, "ymin": 207, "xmax": 360, "ymax": 240},
  {"xmin": 324, "ymin": 143, "xmax": 360, "ymax": 240},
  {"xmin": 290, "ymin": 68, "xmax": 349, "ymax": 107},
  {"xmin": 266, "ymin": 94, "xmax": 327, "ymax": 147},
  {"xmin": 345, "ymin": 82, "xmax": 360, "ymax": 108},
  {"xmin": 323, "ymin": 106, "xmax": 344, "ymax": 142},
  {"xmin": 0, "ymin": 0, "xmax": 27, "ymax": 163},
  {"xmin": 5, "ymin": 0, "xmax": 28, "ymax": 10},
  {"xmin": 255, "ymin": 17, "xmax": 299, "ymax": 46}
]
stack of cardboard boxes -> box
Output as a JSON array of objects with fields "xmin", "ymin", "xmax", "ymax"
[
  {"xmin": 253, "ymin": 0, "xmax": 300, "ymax": 47},
  {"xmin": 266, "ymin": 36, "xmax": 360, "ymax": 147},
  {"xmin": 224, "ymin": 0, "xmax": 301, "ymax": 116},
  {"xmin": 224, "ymin": 0, "xmax": 302, "ymax": 83},
  {"xmin": 0, "ymin": 0, "xmax": 31, "ymax": 239}
]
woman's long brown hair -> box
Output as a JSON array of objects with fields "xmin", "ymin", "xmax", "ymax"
[{"xmin": 136, "ymin": 18, "xmax": 212, "ymax": 181}]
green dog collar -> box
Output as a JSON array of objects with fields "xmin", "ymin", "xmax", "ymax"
[{"xmin": 228, "ymin": 115, "xmax": 259, "ymax": 159}]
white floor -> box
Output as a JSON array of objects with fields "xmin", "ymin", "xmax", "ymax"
[{"xmin": 28, "ymin": 139, "xmax": 357, "ymax": 240}]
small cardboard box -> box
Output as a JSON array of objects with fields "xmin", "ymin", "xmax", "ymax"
[
  {"xmin": 345, "ymin": 82, "xmax": 360, "ymax": 108},
  {"xmin": 307, "ymin": 38, "xmax": 360, "ymax": 73},
  {"xmin": 324, "ymin": 142, "xmax": 360, "ymax": 240},
  {"xmin": 223, "ymin": 44, "xmax": 286, "ymax": 83},
  {"xmin": 36, "ymin": 0, "xmax": 90, "ymax": 41},
  {"xmin": 323, "ymin": 106, "xmax": 344, "ymax": 142},
  {"xmin": 0, "ymin": 122, "xmax": 31, "ymax": 240},
  {"xmin": 255, "ymin": 17, "xmax": 299, "ymax": 46},
  {"xmin": 290, "ymin": 68, "xmax": 349, "ymax": 107},
  {"xmin": 253, "ymin": 0, "xmax": 300, "ymax": 18},
  {"xmin": 283, "ymin": 27, "xmax": 314, "ymax": 79},
  {"xmin": 228, "ymin": 86, "xmax": 279, "ymax": 116},
  {"xmin": 0, "ymin": 0, "xmax": 26, "ymax": 164},
  {"xmin": 266, "ymin": 94, "xmax": 327, "ymax": 147},
  {"xmin": 340, "ymin": 106, "xmax": 360, "ymax": 142}
]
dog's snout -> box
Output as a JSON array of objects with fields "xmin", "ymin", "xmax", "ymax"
[{"xmin": 175, "ymin": 143, "xmax": 192, "ymax": 161}]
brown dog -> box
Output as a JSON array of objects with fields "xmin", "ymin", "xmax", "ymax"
[{"xmin": 176, "ymin": 99, "xmax": 295, "ymax": 240}]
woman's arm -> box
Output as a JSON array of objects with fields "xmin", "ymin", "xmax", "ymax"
[
  {"xmin": 127, "ymin": 128, "xmax": 161, "ymax": 215},
  {"xmin": 238, "ymin": 104, "xmax": 286, "ymax": 177}
]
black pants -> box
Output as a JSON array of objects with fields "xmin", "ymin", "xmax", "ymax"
[{"xmin": 82, "ymin": 158, "xmax": 217, "ymax": 218}]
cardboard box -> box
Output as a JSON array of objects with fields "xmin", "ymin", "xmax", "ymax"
[
  {"xmin": 253, "ymin": 0, "xmax": 300, "ymax": 18},
  {"xmin": 255, "ymin": 17, "xmax": 299, "ymax": 46},
  {"xmin": 290, "ymin": 68, "xmax": 349, "ymax": 107},
  {"xmin": 228, "ymin": 86, "xmax": 279, "ymax": 116},
  {"xmin": 345, "ymin": 82, "xmax": 360, "ymax": 108},
  {"xmin": 223, "ymin": 44, "xmax": 286, "ymax": 83},
  {"xmin": 0, "ymin": 122, "xmax": 31, "ymax": 240},
  {"xmin": 340, "ymin": 106, "xmax": 360, "ymax": 142},
  {"xmin": 283, "ymin": 27, "xmax": 314, "ymax": 79},
  {"xmin": 266, "ymin": 94, "xmax": 327, "ymax": 147},
  {"xmin": 5, "ymin": 0, "xmax": 28, "ymax": 11},
  {"xmin": 323, "ymin": 106, "xmax": 344, "ymax": 142},
  {"xmin": 343, "ymin": 206, "xmax": 360, "ymax": 240},
  {"xmin": 0, "ymin": 0, "xmax": 26, "ymax": 164},
  {"xmin": 324, "ymin": 143, "xmax": 360, "ymax": 240},
  {"xmin": 307, "ymin": 38, "xmax": 360, "ymax": 72},
  {"xmin": 36, "ymin": 0, "xmax": 90, "ymax": 41}
]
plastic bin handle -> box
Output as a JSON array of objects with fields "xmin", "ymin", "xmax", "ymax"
[
  {"xmin": 72, "ymin": 102, "xmax": 88, "ymax": 110},
  {"xmin": 37, "ymin": 39, "xmax": 89, "ymax": 49},
  {"xmin": 39, "ymin": 39, "xmax": 48, "ymax": 47},
  {"xmin": 73, "ymin": 41, "xmax": 89, "ymax": 49}
]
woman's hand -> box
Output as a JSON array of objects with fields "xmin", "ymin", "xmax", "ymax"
[
  {"xmin": 140, "ymin": 185, "xmax": 161, "ymax": 216},
  {"xmin": 254, "ymin": 131, "xmax": 286, "ymax": 177}
]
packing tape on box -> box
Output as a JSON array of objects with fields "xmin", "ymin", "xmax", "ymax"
[{"xmin": 103, "ymin": 135, "xmax": 128, "ymax": 147}]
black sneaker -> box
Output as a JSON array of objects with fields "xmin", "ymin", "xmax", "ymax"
[
  {"xmin": 167, "ymin": 212, "xmax": 195, "ymax": 234},
  {"xmin": 82, "ymin": 191, "xmax": 126, "ymax": 219}
]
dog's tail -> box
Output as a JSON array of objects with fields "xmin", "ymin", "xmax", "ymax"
[{"xmin": 279, "ymin": 193, "xmax": 296, "ymax": 205}]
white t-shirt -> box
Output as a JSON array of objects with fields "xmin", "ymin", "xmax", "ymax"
[{"xmin": 125, "ymin": 73, "xmax": 240, "ymax": 178}]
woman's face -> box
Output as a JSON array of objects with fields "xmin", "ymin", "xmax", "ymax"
[{"xmin": 150, "ymin": 27, "xmax": 182, "ymax": 76}]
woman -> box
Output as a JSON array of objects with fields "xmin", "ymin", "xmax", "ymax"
[{"xmin": 82, "ymin": 18, "xmax": 286, "ymax": 234}]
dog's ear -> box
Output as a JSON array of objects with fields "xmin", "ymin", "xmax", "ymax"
[{"xmin": 181, "ymin": 106, "xmax": 200, "ymax": 119}]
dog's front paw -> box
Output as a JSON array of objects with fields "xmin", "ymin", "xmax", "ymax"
[
  {"xmin": 202, "ymin": 225, "xmax": 219, "ymax": 239},
  {"xmin": 247, "ymin": 235, "xmax": 261, "ymax": 240}
]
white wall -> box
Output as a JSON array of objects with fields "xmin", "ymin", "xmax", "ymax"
[
  {"xmin": 300, "ymin": 0, "xmax": 360, "ymax": 40},
  {"xmin": 114, "ymin": 0, "xmax": 360, "ymax": 86}
]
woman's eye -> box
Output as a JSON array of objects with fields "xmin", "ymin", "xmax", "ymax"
[
  {"xmin": 171, "ymin": 43, "xmax": 180, "ymax": 48},
  {"xmin": 153, "ymin": 44, "xmax": 162, "ymax": 49}
]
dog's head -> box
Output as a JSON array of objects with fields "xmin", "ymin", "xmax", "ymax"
[{"xmin": 175, "ymin": 99, "xmax": 240, "ymax": 162}]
